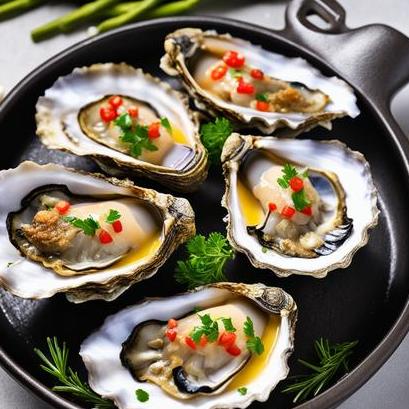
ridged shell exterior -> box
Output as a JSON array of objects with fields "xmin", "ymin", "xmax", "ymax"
[
  {"xmin": 80, "ymin": 282, "xmax": 297, "ymax": 409},
  {"xmin": 222, "ymin": 133, "xmax": 379, "ymax": 278},
  {"xmin": 36, "ymin": 63, "xmax": 208, "ymax": 192},
  {"xmin": 161, "ymin": 28, "xmax": 360, "ymax": 134},
  {"xmin": 0, "ymin": 161, "xmax": 195, "ymax": 303}
]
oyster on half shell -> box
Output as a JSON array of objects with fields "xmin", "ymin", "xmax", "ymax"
[
  {"xmin": 222, "ymin": 133, "xmax": 379, "ymax": 278},
  {"xmin": 80, "ymin": 282, "xmax": 297, "ymax": 409},
  {"xmin": 0, "ymin": 162, "xmax": 195, "ymax": 302},
  {"xmin": 161, "ymin": 28, "xmax": 359, "ymax": 135},
  {"xmin": 36, "ymin": 63, "xmax": 208, "ymax": 192}
]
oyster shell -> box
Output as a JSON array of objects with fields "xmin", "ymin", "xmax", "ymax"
[
  {"xmin": 0, "ymin": 161, "xmax": 195, "ymax": 302},
  {"xmin": 80, "ymin": 283, "xmax": 297, "ymax": 409},
  {"xmin": 36, "ymin": 63, "xmax": 208, "ymax": 192},
  {"xmin": 222, "ymin": 133, "xmax": 379, "ymax": 278},
  {"xmin": 161, "ymin": 28, "xmax": 359, "ymax": 134}
]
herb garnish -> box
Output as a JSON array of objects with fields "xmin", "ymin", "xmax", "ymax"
[
  {"xmin": 256, "ymin": 92, "xmax": 269, "ymax": 102},
  {"xmin": 282, "ymin": 338, "xmax": 358, "ymax": 403},
  {"xmin": 175, "ymin": 232, "xmax": 234, "ymax": 289},
  {"xmin": 115, "ymin": 113, "xmax": 158, "ymax": 158},
  {"xmin": 229, "ymin": 68, "xmax": 243, "ymax": 78},
  {"xmin": 63, "ymin": 215, "xmax": 100, "ymax": 236},
  {"xmin": 244, "ymin": 317, "xmax": 264, "ymax": 355},
  {"xmin": 190, "ymin": 314, "xmax": 237, "ymax": 345},
  {"xmin": 277, "ymin": 163, "xmax": 311, "ymax": 211},
  {"xmin": 105, "ymin": 209, "xmax": 121, "ymax": 224},
  {"xmin": 238, "ymin": 387, "xmax": 248, "ymax": 396},
  {"xmin": 200, "ymin": 117, "xmax": 234, "ymax": 164},
  {"xmin": 160, "ymin": 117, "xmax": 172, "ymax": 134},
  {"xmin": 35, "ymin": 337, "xmax": 114, "ymax": 408},
  {"xmin": 135, "ymin": 388, "xmax": 150, "ymax": 403}
]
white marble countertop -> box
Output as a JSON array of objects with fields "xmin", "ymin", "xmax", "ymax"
[{"xmin": 1, "ymin": 0, "xmax": 409, "ymax": 408}]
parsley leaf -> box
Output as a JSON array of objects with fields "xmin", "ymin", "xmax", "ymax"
[
  {"xmin": 200, "ymin": 117, "xmax": 233, "ymax": 164},
  {"xmin": 105, "ymin": 209, "xmax": 121, "ymax": 224},
  {"xmin": 243, "ymin": 316, "xmax": 264, "ymax": 355},
  {"xmin": 63, "ymin": 216, "xmax": 100, "ymax": 236},
  {"xmin": 175, "ymin": 232, "xmax": 234, "ymax": 289},
  {"xmin": 246, "ymin": 336, "xmax": 265, "ymax": 355},
  {"xmin": 292, "ymin": 190, "xmax": 311, "ymax": 212},
  {"xmin": 221, "ymin": 317, "xmax": 236, "ymax": 333},
  {"xmin": 256, "ymin": 92, "xmax": 269, "ymax": 102},
  {"xmin": 115, "ymin": 113, "xmax": 158, "ymax": 158},
  {"xmin": 135, "ymin": 389, "xmax": 149, "ymax": 403},
  {"xmin": 277, "ymin": 163, "xmax": 298, "ymax": 188},
  {"xmin": 238, "ymin": 387, "xmax": 248, "ymax": 396},
  {"xmin": 160, "ymin": 117, "xmax": 172, "ymax": 134},
  {"xmin": 190, "ymin": 314, "xmax": 220, "ymax": 344},
  {"xmin": 229, "ymin": 68, "xmax": 243, "ymax": 78}
]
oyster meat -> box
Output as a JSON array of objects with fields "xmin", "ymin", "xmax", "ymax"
[
  {"xmin": 80, "ymin": 283, "xmax": 297, "ymax": 409},
  {"xmin": 36, "ymin": 63, "xmax": 208, "ymax": 192},
  {"xmin": 161, "ymin": 28, "xmax": 359, "ymax": 134},
  {"xmin": 222, "ymin": 133, "xmax": 379, "ymax": 278},
  {"xmin": 0, "ymin": 161, "xmax": 195, "ymax": 302}
]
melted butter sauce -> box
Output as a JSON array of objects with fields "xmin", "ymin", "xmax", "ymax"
[
  {"xmin": 237, "ymin": 179, "xmax": 264, "ymax": 226},
  {"xmin": 172, "ymin": 126, "xmax": 189, "ymax": 145},
  {"xmin": 227, "ymin": 315, "xmax": 281, "ymax": 390},
  {"xmin": 114, "ymin": 231, "xmax": 162, "ymax": 268}
]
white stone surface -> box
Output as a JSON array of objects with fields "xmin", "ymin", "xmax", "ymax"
[{"xmin": 1, "ymin": 0, "xmax": 409, "ymax": 408}]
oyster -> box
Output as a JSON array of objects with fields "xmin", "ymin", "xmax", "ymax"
[
  {"xmin": 36, "ymin": 63, "xmax": 208, "ymax": 192},
  {"xmin": 222, "ymin": 133, "xmax": 379, "ymax": 278},
  {"xmin": 0, "ymin": 161, "xmax": 195, "ymax": 302},
  {"xmin": 161, "ymin": 28, "xmax": 359, "ymax": 134},
  {"xmin": 80, "ymin": 283, "xmax": 297, "ymax": 409}
]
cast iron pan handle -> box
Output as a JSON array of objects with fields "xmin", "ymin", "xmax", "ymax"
[{"xmin": 282, "ymin": 0, "xmax": 409, "ymax": 105}]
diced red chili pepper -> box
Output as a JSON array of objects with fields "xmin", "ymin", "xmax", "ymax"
[
  {"xmin": 250, "ymin": 68, "xmax": 264, "ymax": 80},
  {"xmin": 199, "ymin": 335, "xmax": 208, "ymax": 348},
  {"xmin": 148, "ymin": 122, "xmax": 160, "ymax": 139},
  {"xmin": 218, "ymin": 332, "xmax": 237, "ymax": 348},
  {"xmin": 223, "ymin": 50, "xmax": 245, "ymax": 68},
  {"xmin": 268, "ymin": 202, "xmax": 277, "ymax": 212},
  {"xmin": 256, "ymin": 100, "xmax": 269, "ymax": 112},
  {"xmin": 281, "ymin": 206, "xmax": 296, "ymax": 219},
  {"xmin": 99, "ymin": 106, "xmax": 117, "ymax": 123},
  {"xmin": 301, "ymin": 206, "xmax": 313, "ymax": 216},
  {"xmin": 168, "ymin": 319, "xmax": 178, "ymax": 329},
  {"xmin": 55, "ymin": 200, "xmax": 71, "ymax": 215},
  {"xmin": 166, "ymin": 329, "xmax": 177, "ymax": 342},
  {"xmin": 185, "ymin": 336, "xmax": 196, "ymax": 350},
  {"xmin": 226, "ymin": 344, "xmax": 242, "ymax": 356},
  {"xmin": 289, "ymin": 176, "xmax": 304, "ymax": 192},
  {"xmin": 128, "ymin": 106, "xmax": 139, "ymax": 118},
  {"xmin": 211, "ymin": 64, "xmax": 228, "ymax": 80},
  {"xmin": 112, "ymin": 220, "xmax": 122, "ymax": 233},
  {"xmin": 108, "ymin": 95, "xmax": 123, "ymax": 109},
  {"xmin": 237, "ymin": 79, "xmax": 255, "ymax": 95},
  {"xmin": 99, "ymin": 229, "xmax": 113, "ymax": 244}
]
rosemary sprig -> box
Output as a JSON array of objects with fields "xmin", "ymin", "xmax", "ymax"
[
  {"xmin": 35, "ymin": 337, "xmax": 114, "ymax": 408},
  {"xmin": 282, "ymin": 338, "xmax": 358, "ymax": 403}
]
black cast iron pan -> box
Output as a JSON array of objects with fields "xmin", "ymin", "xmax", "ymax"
[{"xmin": 1, "ymin": 0, "xmax": 409, "ymax": 408}]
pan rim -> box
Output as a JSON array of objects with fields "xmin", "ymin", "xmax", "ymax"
[{"xmin": 1, "ymin": 15, "xmax": 409, "ymax": 409}]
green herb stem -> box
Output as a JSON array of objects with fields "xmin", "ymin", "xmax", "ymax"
[{"xmin": 0, "ymin": 0, "xmax": 46, "ymax": 21}]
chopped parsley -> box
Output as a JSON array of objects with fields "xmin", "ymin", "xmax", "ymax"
[
  {"xmin": 256, "ymin": 92, "xmax": 269, "ymax": 102},
  {"xmin": 105, "ymin": 209, "xmax": 121, "ymax": 224},
  {"xmin": 200, "ymin": 117, "xmax": 234, "ymax": 164},
  {"xmin": 238, "ymin": 387, "xmax": 248, "ymax": 396},
  {"xmin": 160, "ymin": 117, "xmax": 172, "ymax": 134},
  {"xmin": 229, "ymin": 68, "xmax": 243, "ymax": 78},
  {"xmin": 244, "ymin": 316, "xmax": 265, "ymax": 355},
  {"xmin": 190, "ymin": 314, "xmax": 237, "ymax": 345},
  {"xmin": 63, "ymin": 216, "xmax": 100, "ymax": 236},
  {"xmin": 221, "ymin": 317, "xmax": 236, "ymax": 333},
  {"xmin": 115, "ymin": 113, "xmax": 158, "ymax": 158},
  {"xmin": 135, "ymin": 389, "xmax": 149, "ymax": 403},
  {"xmin": 277, "ymin": 163, "xmax": 311, "ymax": 212}
]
